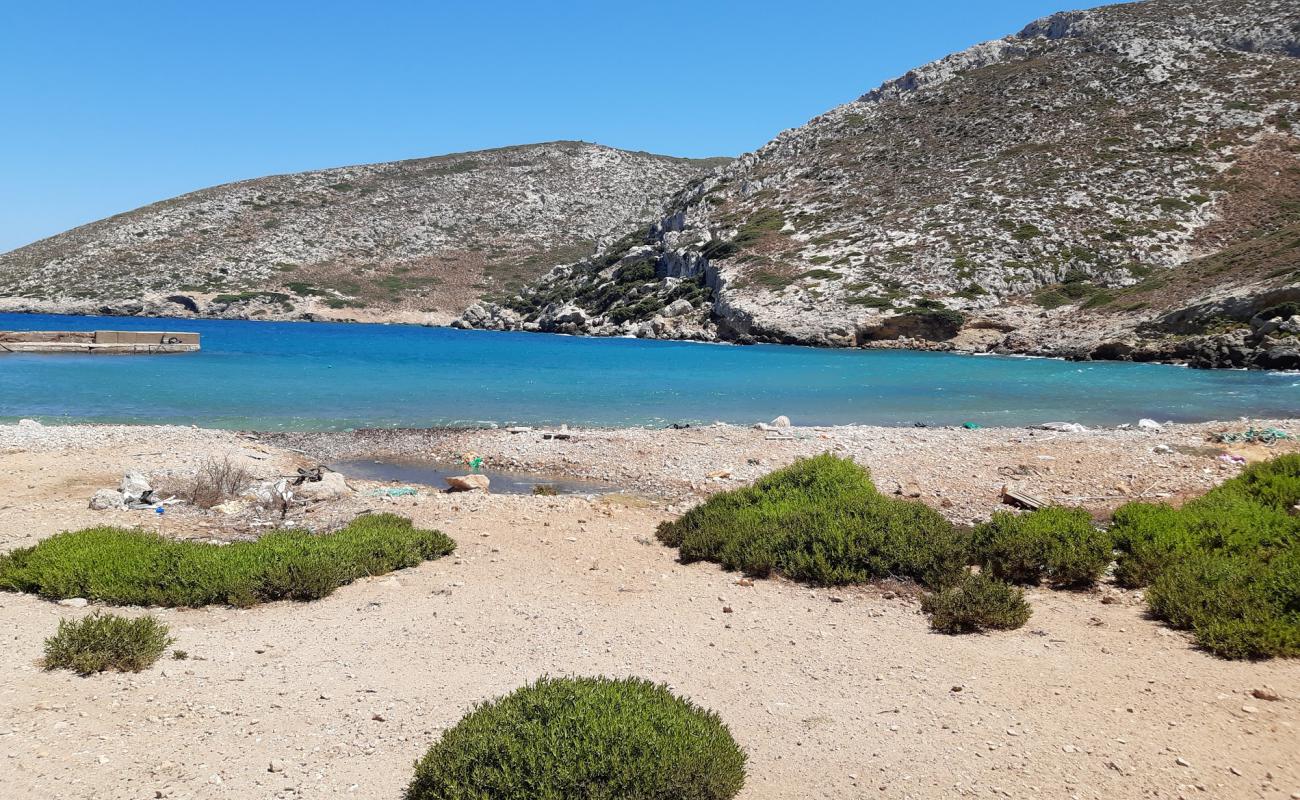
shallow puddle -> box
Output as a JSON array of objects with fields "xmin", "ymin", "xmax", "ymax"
[{"xmin": 332, "ymin": 458, "xmax": 616, "ymax": 495}]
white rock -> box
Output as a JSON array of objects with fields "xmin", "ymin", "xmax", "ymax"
[
  {"xmin": 120, "ymin": 471, "xmax": 153, "ymax": 504},
  {"xmin": 1137, "ymin": 418, "xmax": 1163, "ymax": 432},
  {"xmin": 89, "ymin": 488, "xmax": 124, "ymax": 510},
  {"xmin": 295, "ymin": 471, "xmax": 352, "ymax": 501},
  {"xmin": 211, "ymin": 500, "xmax": 247, "ymax": 515},
  {"xmin": 662, "ymin": 298, "xmax": 695, "ymax": 318},
  {"xmin": 17, "ymin": 418, "xmax": 41, "ymax": 428},
  {"xmin": 58, "ymin": 598, "xmax": 89, "ymax": 608}
]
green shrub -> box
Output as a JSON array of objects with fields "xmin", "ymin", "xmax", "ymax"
[
  {"xmin": 921, "ymin": 574, "xmax": 1032, "ymax": 634},
  {"xmin": 1110, "ymin": 455, "xmax": 1300, "ymax": 658},
  {"xmin": 406, "ymin": 676, "xmax": 746, "ymax": 800},
  {"xmin": 44, "ymin": 612, "xmax": 173, "ymax": 675},
  {"xmin": 656, "ymin": 454, "xmax": 967, "ymax": 589},
  {"xmin": 971, "ymin": 507, "xmax": 1112, "ymax": 587},
  {"xmin": 0, "ymin": 514, "xmax": 455, "ymax": 608}
]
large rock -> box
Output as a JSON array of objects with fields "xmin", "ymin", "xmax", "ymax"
[
  {"xmin": 295, "ymin": 471, "xmax": 352, "ymax": 501},
  {"xmin": 89, "ymin": 488, "xmax": 124, "ymax": 510},
  {"xmin": 119, "ymin": 471, "xmax": 153, "ymax": 505},
  {"xmin": 662, "ymin": 298, "xmax": 695, "ymax": 318},
  {"xmin": 445, "ymin": 474, "xmax": 491, "ymax": 493}
]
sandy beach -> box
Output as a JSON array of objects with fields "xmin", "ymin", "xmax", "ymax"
[{"xmin": 1, "ymin": 419, "xmax": 1299, "ymax": 800}]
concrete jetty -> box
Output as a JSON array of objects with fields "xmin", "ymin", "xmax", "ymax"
[{"xmin": 0, "ymin": 330, "xmax": 200, "ymax": 354}]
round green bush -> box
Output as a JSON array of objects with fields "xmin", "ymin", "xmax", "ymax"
[
  {"xmin": 922, "ymin": 573, "xmax": 1032, "ymax": 634},
  {"xmin": 971, "ymin": 507, "xmax": 1112, "ymax": 587},
  {"xmin": 406, "ymin": 676, "xmax": 746, "ymax": 800}
]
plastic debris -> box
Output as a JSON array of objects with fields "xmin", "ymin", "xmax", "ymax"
[
  {"xmin": 1212, "ymin": 427, "xmax": 1290, "ymax": 445},
  {"xmin": 368, "ymin": 486, "xmax": 419, "ymax": 497},
  {"xmin": 962, "ymin": 422, "xmax": 982, "ymax": 430}
]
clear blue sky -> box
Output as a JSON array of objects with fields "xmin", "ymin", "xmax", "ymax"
[{"xmin": 0, "ymin": 0, "xmax": 1104, "ymax": 253}]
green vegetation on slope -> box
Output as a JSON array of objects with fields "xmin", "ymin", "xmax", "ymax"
[
  {"xmin": 406, "ymin": 676, "xmax": 746, "ymax": 800},
  {"xmin": 0, "ymin": 514, "xmax": 455, "ymax": 608}
]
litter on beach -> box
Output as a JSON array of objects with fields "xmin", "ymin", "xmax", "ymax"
[
  {"xmin": 1212, "ymin": 427, "xmax": 1291, "ymax": 445},
  {"xmin": 369, "ymin": 486, "xmax": 419, "ymax": 497}
]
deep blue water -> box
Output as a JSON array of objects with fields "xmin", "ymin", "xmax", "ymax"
[{"xmin": 0, "ymin": 312, "xmax": 1296, "ymax": 430}]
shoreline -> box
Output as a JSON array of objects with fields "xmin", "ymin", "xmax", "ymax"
[
  {"xmin": 3, "ymin": 304, "xmax": 1296, "ymax": 372},
  {"xmin": 6, "ymin": 417, "xmax": 1296, "ymax": 526},
  {"xmin": 2, "ymin": 418, "xmax": 1298, "ymax": 799}
]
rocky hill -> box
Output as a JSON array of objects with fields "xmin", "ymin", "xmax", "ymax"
[
  {"xmin": 461, "ymin": 0, "xmax": 1300, "ymax": 369},
  {"xmin": 0, "ymin": 142, "xmax": 727, "ymax": 323}
]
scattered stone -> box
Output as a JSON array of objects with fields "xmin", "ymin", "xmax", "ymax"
[
  {"xmin": 1137, "ymin": 419, "xmax": 1164, "ymax": 432},
  {"xmin": 57, "ymin": 598, "xmax": 89, "ymax": 608},
  {"xmin": 1250, "ymin": 687, "xmax": 1281, "ymax": 702},
  {"xmin": 268, "ymin": 759, "xmax": 285, "ymax": 773},
  {"xmin": 445, "ymin": 474, "xmax": 491, "ymax": 493}
]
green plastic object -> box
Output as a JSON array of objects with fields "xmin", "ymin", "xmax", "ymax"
[{"xmin": 962, "ymin": 422, "xmax": 982, "ymax": 430}]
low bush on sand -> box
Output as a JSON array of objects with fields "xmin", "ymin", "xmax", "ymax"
[
  {"xmin": 921, "ymin": 574, "xmax": 1032, "ymax": 634},
  {"xmin": 44, "ymin": 612, "xmax": 173, "ymax": 675},
  {"xmin": 173, "ymin": 455, "xmax": 253, "ymax": 509},
  {"xmin": 0, "ymin": 513, "xmax": 455, "ymax": 608},
  {"xmin": 406, "ymin": 676, "xmax": 746, "ymax": 800},
  {"xmin": 1111, "ymin": 454, "xmax": 1300, "ymax": 659},
  {"xmin": 656, "ymin": 454, "xmax": 1033, "ymax": 633},
  {"xmin": 971, "ymin": 507, "xmax": 1112, "ymax": 587},
  {"xmin": 656, "ymin": 454, "xmax": 968, "ymax": 590}
]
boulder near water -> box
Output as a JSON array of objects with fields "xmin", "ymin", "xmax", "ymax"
[
  {"xmin": 445, "ymin": 474, "xmax": 491, "ymax": 493},
  {"xmin": 296, "ymin": 471, "xmax": 352, "ymax": 501}
]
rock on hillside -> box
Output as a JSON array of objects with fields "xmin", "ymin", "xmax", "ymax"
[
  {"xmin": 0, "ymin": 142, "xmax": 728, "ymax": 324},
  {"xmin": 464, "ymin": 0, "xmax": 1300, "ymax": 369}
]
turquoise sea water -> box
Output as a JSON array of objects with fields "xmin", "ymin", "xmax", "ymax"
[{"xmin": 0, "ymin": 313, "xmax": 1296, "ymax": 430}]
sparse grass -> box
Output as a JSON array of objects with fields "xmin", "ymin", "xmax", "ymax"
[
  {"xmin": 1011, "ymin": 223, "xmax": 1042, "ymax": 241},
  {"xmin": 1111, "ymin": 455, "xmax": 1300, "ymax": 659},
  {"xmin": 43, "ymin": 612, "xmax": 173, "ymax": 676},
  {"xmin": 171, "ymin": 456, "xmax": 253, "ymax": 509},
  {"xmin": 0, "ymin": 514, "xmax": 455, "ymax": 608},
  {"xmin": 972, "ymin": 508, "xmax": 1112, "ymax": 588},
  {"xmin": 405, "ymin": 676, "xmax": 746, "ymax": 800},
  {"xmin": 212, "ymin": 291, "xmax": 293, "ymax": 308},
  {"xmin": 922, "ymin": 574, "xmax": 1032, "ymax": 634}
]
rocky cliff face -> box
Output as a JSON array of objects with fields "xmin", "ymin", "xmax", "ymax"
[
  {"xmin": 0, "ymin": 142, "xmax": 727, "ymax": 323},
  {"xmin": 462, "ymin": 0, "xmax": 1300, "ymax": 368}
]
